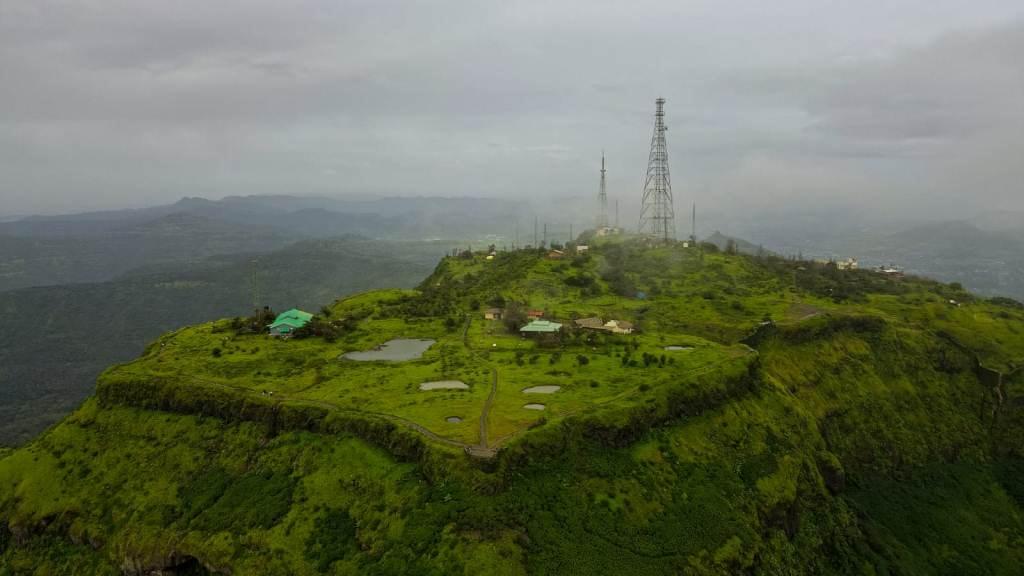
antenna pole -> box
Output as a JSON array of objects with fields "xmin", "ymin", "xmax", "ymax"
[
  {"xmin": 597, "ymin": 151, "xmax": 608, "ymax": 230},
  {"xmin": 691, "ymin": 202, "xmax": 696, "ymax": 243}
]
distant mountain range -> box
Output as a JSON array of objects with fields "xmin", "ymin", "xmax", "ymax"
[
  {"xmin": 0, "ymin": 195, "xmax": 534, "ymax": 292},
  {"xmin": 1, "ymin": 195, "xmax": 530, "ymax": 239}
]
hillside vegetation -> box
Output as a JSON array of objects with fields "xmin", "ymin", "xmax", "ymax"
[
  {"xmin": 1, "ymin": 238, "xmax": 1022, "ymax": 575},
  {"xmin": 0, "ymin": 238, "xmax": 452, "ymax": 446}
]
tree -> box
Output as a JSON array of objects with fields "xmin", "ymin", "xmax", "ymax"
[
  {"xmin": 576, "ymin": 355, "xmax": 590, "ymax": 367},
  {"xmin": 502, "ymin": 302, "xmax": 528, "ymax": 332}
]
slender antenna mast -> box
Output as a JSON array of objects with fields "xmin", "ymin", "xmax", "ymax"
[
  {"xmin": 691, "ymin": 202, "xmax": 696, "ymax": 243},
  {"xmin": 596, "ymin": 151, "xmax": 608, "ymax": 229},
  {"xmin": 615, "ymin": 199, "xmax": 619, "ymax": 228},
  {"xmin": 638, "ymin": 98, "xmax": 676, "ymax": 241},
  {"xmin": 543, "ymin": 223, "xmax": 547, "ymax": 246},
  {"xmin": 534, "ymin": 216, "xmax": 538, "ymax": 247}
]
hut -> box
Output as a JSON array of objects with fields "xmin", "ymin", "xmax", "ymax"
[{"xmin": 268, "ymin": 308, "xmax": 313, "ymax": 337}]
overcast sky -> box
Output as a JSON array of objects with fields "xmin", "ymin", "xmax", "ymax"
[{"xmin": 1, "ymin": 1, "xmax": 1022, "ymax": 218}]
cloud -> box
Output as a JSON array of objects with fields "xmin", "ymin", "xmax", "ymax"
[
  {"xmin": 806, "ymin": 22, "xmax": 1024, "ymax": 144},
  {"xmin": 0, "ymin": 1, "xmax": 1023, "ymax": 218}
]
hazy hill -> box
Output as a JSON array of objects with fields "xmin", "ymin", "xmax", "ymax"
[
  {"xmin": 0, "ymin": 237, "xmax": 453, "ymax": 446},
  {"xmin": 703, "ymin": 230, "xmax": 768, "ymax": 255},
  {"xmin": 0, "ymin": 195, "xmax": 534, "ymax": 291},
  {"xmin": 1, "ymin": 195, "xmax": 532, "ymax": 241},
  {"xmin": 841, "ymin": 220, "xmax": 1024, "ymax": 299},
  {"xmin": 717, "ymin": 211, "xmax": 1024, "ymax": 300},
  {"xmin": 0, "ymin": 212, "xmax": 296, "ymax": 292}
]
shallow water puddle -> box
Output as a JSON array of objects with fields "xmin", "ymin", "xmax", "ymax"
[
  {"xmin": 419, "ymin": 380, "xmax": 469, "ymax": 390},
  {"xmin": 522, "ymin": 385, "xmax": 560, "ymax": 394},
  {"xmin": 342, "ymin": 339, "xmax": 436, "ymax": 361}
]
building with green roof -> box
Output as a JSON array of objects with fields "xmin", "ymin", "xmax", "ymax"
[
  {"xmin": 268, "ymin": 308, "xmax": 314, "ymax": 337},
  {"xmin": 519, "ymin": 320, "xmax": 563, "ymax": 334}
]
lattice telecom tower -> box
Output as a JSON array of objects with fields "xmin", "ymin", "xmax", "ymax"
[
  {"xmin": 596, "ymin": 152, "xmax": 608, "ymax": 229},
  {"xmin": 638, "ymin": 98, "xmax": 675, "ymax": 241}
]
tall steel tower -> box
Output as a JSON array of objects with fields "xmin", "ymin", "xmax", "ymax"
[
  {"xmin": 596, "ymin": 152, "xmax": 608, "ymax": 229},
  {"xmin": 638, "ymin": 98, "xmax": 675, "ymax": 241}
]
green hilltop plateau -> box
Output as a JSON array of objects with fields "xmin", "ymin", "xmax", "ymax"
[{"xmin": 2, "ymin": 238, "xmax": 1023, "ymax": 575}]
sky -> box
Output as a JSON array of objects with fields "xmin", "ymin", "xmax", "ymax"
[{"xmin": 1, "ymin": 1, "xmax": 1023, "ymax": 218}]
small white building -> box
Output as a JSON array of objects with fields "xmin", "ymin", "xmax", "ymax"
[
  {"xmin": 575, "ymin": 245, "xmax": 589, "ymax": 254},
  {"xmin": 836, "ymin": 257, "xmax": 858, "ymax": 271},
  {"xmin": 603, "ymin": 320, "xmax": 634, "ymax": 334}
]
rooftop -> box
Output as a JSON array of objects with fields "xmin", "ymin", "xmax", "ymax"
[{"xmin": 520, "ymin": 320, "xmax": 563, "ymax": 333}]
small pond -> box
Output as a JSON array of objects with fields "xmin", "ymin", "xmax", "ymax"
[
  {"xmin": 446, "ymin": 416, "xmax": 463, "ymax": 423},
  {"xmin": 522, "ymin": 385, "xmax": 561, "ymax": 394},
  {"xmin": 342, "ymin": 339, "xmax": 436, "ymax": 362},
  {"xmin": 523, "ymin": 403, "xmax": 546, "ymax": 411},
  {"xmin": 664, "ymin": 345, "xmax": 694, "ymax": 351},
  {"xmin": 420, "ymin": 380, "xmax": 469, "ymax": 391}
]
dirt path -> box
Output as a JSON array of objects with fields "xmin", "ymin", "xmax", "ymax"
[
  {"xmin": 478, "ymin": 369, "xmax": 497, "ymax": 449},
  {"xmin": 784, "ymin": 302, "xmax": 823, "ymax": 323},
  {"xmin": 463, "ymin": 315, "xmax": 499, "ymax": 456}
]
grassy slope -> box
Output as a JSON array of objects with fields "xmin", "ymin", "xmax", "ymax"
[{"xmin": 2, "ymin": 239, "xmax": 1023, "ymax": 574}]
